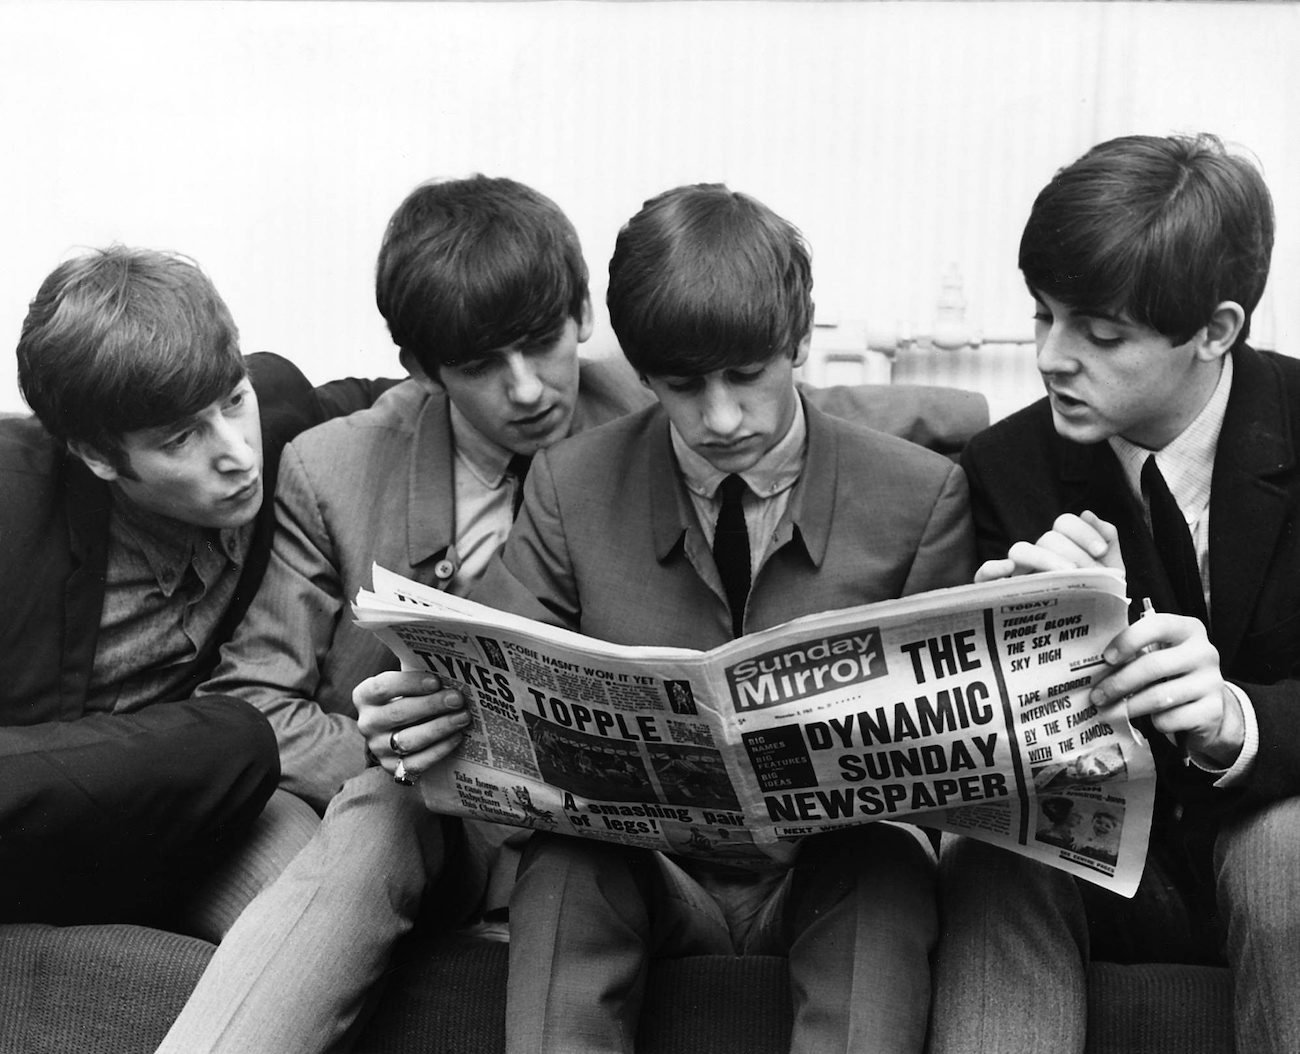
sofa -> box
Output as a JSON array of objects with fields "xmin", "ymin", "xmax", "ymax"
[
  {"xmin": 0, "ymin": 924, "xmax": 1232, "ymax": 1054},
  {"xmin": 0, "ymin": 383, "xmax": 1234, "ymax": 1054}
]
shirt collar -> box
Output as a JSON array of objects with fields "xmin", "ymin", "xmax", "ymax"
[
  {"xmin": 1109, "ymin": 353, "xmax": 1233, "ymax": 513},
  {"xmin": 110, "ymin": 488, "xmax": 250, "ymax": 597},
  {"xmin": 672, "ymin": 398, "xmax": 808, "ymax": 501},
  {"xmin": 449, "ymin": 401, "xmax": 514, "ymax": 488}
]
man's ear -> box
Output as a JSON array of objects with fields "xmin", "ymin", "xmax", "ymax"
[
  {"xmin": 67, "ymin": 439, "xmax": 121, "ymax": 482},
  {"xmin": 577, "ymin": 295, "xmax": 594, "ymax": 344},
  {"xmin": 791, "ymin": 304, "xmax": 815, "ymax": 370},
  {"xmin": 792, "ymin": 328, "xmax": 813, "ymax": 370},
  {"xmin": 400, "ymin": 349, "xmax": 444, "ymax": 395},
  {"xmin": 1195, "ymin": 301, "xmax": 1246, "ymax": 363}
]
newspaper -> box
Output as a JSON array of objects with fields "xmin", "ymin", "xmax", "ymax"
[{"xmin": 354, "ymin": 566, "xmax": 1155, "ymax": 896}]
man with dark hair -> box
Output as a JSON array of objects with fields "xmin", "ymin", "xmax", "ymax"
[
  {"xmin": 158, "ymin": 175, "xmax": 651, "ymax": 1054},
  {"xmin": 461, "ymin": 182, "xmax": 973, "ymax": 1054},
  {"xmin": 0, "ymin": 246, "xmax": 383, "ymax": 934},
  {"xmin": 930, "ymin": 133, "xmax": 1300, "ymax": 1053}
]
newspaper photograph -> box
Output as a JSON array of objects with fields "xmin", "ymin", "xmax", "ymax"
[{"xmin": 354, "ymin": 565, "xmax": 1155, "ymax": 895}]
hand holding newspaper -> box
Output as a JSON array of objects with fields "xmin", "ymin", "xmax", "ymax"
[{"xmin": 354, "ymin": 566, "xmax": 1155, "ymax": 895}]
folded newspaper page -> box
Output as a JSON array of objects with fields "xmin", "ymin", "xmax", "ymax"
[{"xmin": 355, "ymin": 566, "xmax": 1155, "ymax": 895}]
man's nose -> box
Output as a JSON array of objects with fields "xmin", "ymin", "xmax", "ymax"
[
  {"xmin": 1036, "ymin": 325, "xmax": 1074, "ymax": 375},
  {"xmin": 505, "ymin": 354, "xmax": 544, "ymax": 405},
  {"xmin": 212, "ymin": 416, "xmax": 258, "ymax": 473},
  {"xmin": 701, "ymin": 384, "xmax": 743, "ymax": 436}
]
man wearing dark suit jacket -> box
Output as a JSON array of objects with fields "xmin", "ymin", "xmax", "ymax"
[
  {"xmin": 930, "ymin": 134, "xmax": 1300, "ymax": 1054},
  {"xmin": 0, "ymin": 247, "xmax": 385, "ymax": 935}
]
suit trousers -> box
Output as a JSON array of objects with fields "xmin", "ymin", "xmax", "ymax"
[
  {"xmin": 156, "ymin": 767, "xmax": 462, "ymax": 1054},
  {"xmin": 929, "ymin": 800, "xmax": 1300, "ymax": 1054},
  {"xmin": 506, "ymin": 823, "xmax": 938, "ymax": 1054},
  {"xmin": 0, "ymin": 698, "xmax": 278, "ymax": 929}
]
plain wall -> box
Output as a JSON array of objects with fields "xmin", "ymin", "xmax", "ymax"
[{"xmin": 0, "ymin": 1, "xmax": 1296, "ymax": 414}]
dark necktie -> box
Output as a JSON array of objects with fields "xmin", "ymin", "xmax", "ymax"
[
  {"xmin": 507, "ymin": 453, "xmax": 533, "ymax": 520},
  {"xmin": 1141, "ymin": 455, "xmax": 1209, "ymax": 624},
  {"xmin": 712, "ymin": 474, "xmax": 751, "ymax": 637}
]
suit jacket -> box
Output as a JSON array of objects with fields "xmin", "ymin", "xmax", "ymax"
[
  {"xmin": 961, "ymin": 345, "xmax": 1300, "ymax": 816},
  {"xmin": 200, "ymin": 357, "xmax": 653, "ymax": 811},
  {"xmin": 0, "ymin": 353, "xmax": 388, "ymax": 727},
  {"xmin": 474, "ymin": 396, "xmax": 975, "ymax": 650}
]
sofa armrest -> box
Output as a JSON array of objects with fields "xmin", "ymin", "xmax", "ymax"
[{"xmin": 0, "ymin": 923, "xmax": 213, "ymax": 1054}]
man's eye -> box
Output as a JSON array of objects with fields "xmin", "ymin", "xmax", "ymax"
[
  {"xmin": 162, "ymin": 430, "xmax": 194, "ymax": 451},
  {"xmin": 1084, "ymin": 331, "xmax": 1123, "ymax": 349},
  {"xmin": 454, "ymin": 360, "xmax": 493, "ymax": 379},
  {"xmin": 731, "ymin": 367, "xmax": 766, "ymax": 384}
]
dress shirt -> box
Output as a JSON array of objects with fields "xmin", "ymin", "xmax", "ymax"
[
  {"xmin": 449, "ymin": 402, "xmax": 528, "ymax": 596},
  {"xmin": 87, "ymin": 490, "xmax": 252, "ymax": 713}
]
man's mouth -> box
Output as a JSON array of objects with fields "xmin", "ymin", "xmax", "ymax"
[
  {"xmin": 1047, "ymin": 386, "xmax": 1087, "ymax": 410},
  {"xmin": 514, "ymin": 406, "xmax": 557, "ymax": 428},
  {"xmin": 225, "ymin": 478, "xmax": 261, "ymax": 504}
]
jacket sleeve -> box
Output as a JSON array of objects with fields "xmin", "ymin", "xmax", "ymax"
[{"xmin": 199, "ymin": 441, "xmax": 366, "ymax": 813}]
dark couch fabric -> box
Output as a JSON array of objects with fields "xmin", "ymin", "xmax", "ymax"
[{"xmin": 0, "ymin": 924, "xmax": 1232, "ymax": 1054}]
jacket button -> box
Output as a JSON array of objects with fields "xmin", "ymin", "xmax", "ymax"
[{"xmin": 434, "ymin": 559, "xmax": 455, "ymax": 581}]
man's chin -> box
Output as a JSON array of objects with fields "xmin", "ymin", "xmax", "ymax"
[
  {"xmin": 1049, "ymin": 409, "xmax": 1112, "ymax": 446},
  {"xmin": 512, "ymin": 416, "xmax": 574, "ymax": 454}
]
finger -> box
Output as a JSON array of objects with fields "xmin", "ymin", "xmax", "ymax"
[
  {"xmin": 1091, "ymin": 638, "xmax": 1222, "ymax": 722},
  {"xmin": 384, "ymin": 709, "xmax": 472, "ymax": 759},
  {"xmin": 1004, "ymin": 540, "xmax": 1075, "ymax": 573},
  {"xmin": 1031, "ymin": 530, "xmax": 1102, "ymax": 569},
  {"xmin": 357, "ymin": 688, "xmax": 465, "ymax": 737},
  {"xmin": 1118, "ymin": 666, "xmax": 1224, "ymax": 722},
  {"xmin": 1047, "ymin": 513, "xmax": 1112, "ymax": 560},
  {"xmin": 1080, "ymin": 511, "xmax": 1120, "ymax": 548},
  {"xmin": 354, "ymin": 670, "xmax": 444, "ymax": 707},
  {"xmin": 974, "ymin": 558, "xmax": 1017, "ymax": 583},
  {"xmin": 385, "ymin": 722, "xmax": 471, "ymax": 781}
]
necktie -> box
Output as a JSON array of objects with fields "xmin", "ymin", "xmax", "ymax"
[
  {"xmin": 507, "ymin": 453, "xmax": 533, "ymax": 520},
  {"xmin": 712, "ymin": 474, "xmax": 751, "ymax": 637},
  {"xmin": 1141, "ymin": 455, "xmax": 1209, "ymax": 624}
]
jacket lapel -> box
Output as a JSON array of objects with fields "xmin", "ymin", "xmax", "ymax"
[
  {"xmin": 408, "ymin": 392, "xmax": 457, "ymax": 571},
  {"xmin": 782, "ymin": 398, "xmax": 837, "ymax": 569},
  {"xmin": 1207, "ymin": 347, "xmax": 1295, "ymax": 666}
]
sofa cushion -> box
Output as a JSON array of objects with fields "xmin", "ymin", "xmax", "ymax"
[{"xmin": 0, "ymin": 923, "xmax": 1233, "ymax": 1054}]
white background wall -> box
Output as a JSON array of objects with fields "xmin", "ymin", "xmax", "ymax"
[{"xmin": 0, "ymin": 1, "xmax": 1296, "ymax": 416}]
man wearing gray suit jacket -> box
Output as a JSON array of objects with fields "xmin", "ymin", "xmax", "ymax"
[{"xmin": 159, "ymin": 176, "xmax": 651, "ymax": 1054}]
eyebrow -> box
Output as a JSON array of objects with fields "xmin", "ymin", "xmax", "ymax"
[
  {"xmin": 1074, "ymin": 308, "xmax": 1129, "ymax": 326},
  {"xmin": 134, "ymin": 415, "xmax": 202, "ymax": 444}
]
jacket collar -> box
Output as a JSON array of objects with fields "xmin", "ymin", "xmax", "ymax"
[{"xmin": 407, "ymin": 389, "xmax": 457, "ymax": 567}]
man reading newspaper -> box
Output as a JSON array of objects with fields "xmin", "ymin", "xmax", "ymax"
[{"xmin": 442, "ymin": 184, "xmax": 973, "ymax": 1054}]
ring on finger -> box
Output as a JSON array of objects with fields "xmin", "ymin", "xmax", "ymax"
[
  {"xmin": 390, "ymin": 730, "xmax": 407, "ymax": 757},
  {"xmin": 394, "ymin": 759, "xmax": 418, "ymax": 786}
]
